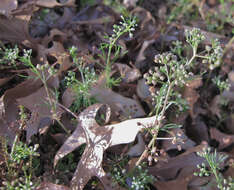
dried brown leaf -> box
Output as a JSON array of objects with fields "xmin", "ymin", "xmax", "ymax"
[
  {"xmin": 35, "ymin": 0, "xmax": 75, "ymax": 8},
  {"xmin": 36, "ymin": 182, "xmax": 70, "ymax": 190},
  {"xmin": 148, "ymin": 144, "xmax": 207, "ymax": 180},
  {"xmin": 0, "ymin": 0, "xmax": 17, "ymax": 17},
  {"xmin": 161, "ymin": 128, "xmax": 196, "ymax": 151},
  {"xmin": 183, "ymin": 77, "xmax": 202, "ymax": 118},
  {"xmin": 114, "ymin": 63, "xmax": 141, "ymax": 83},
  {"xmin": 17, "ymin": 87, "xmax": 63, "ymax": 141},
  {"xmin": 210, "ymin": 128, "xmax": 234, "ymax": 150},
  {"xmin": 90, "ymin": 85, "xmax": 145, "ymax": 119},
  {"xmin": 153, "ymin": 174, "xmax": 195, "ymax": 190},
  {"xmin": 54, "ymin": 104, "xmax": 156, "ymax": 189}
]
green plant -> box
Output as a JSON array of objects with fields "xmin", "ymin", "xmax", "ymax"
[
  {"xmin": 18, "ymin": 48, "xmax": 70, "ymax": 134},
  {"xmin": 167, "ymin": 0, "xmax": 199, "ymax": 24},
  {"xmin": 136, "ymin": 28, "xmax": 223, "ymax": 165},
  {"xmin": 212, "ymin": 76, "xmax": 230, "ymax": 93},
  {"xmin": 167, "ymin": 0, "xmax": 234, "ymax": 34},
  {"xmin": 0, "ymin": 45, "xmax": 19, "ymax": 67},
  {"xmin": 0, "ymin": 106, "xmax": 39, "ymax": 190},
  {"xmin": 194, "ymin": 147, "xmax": 234, "ymax": 190},
  {"xmin": 111, "ymin": 160, "xmax": 154, "ymax": 190},
  {"xmin": 100, "ymin": 15, "xmax": 137, "ymax": 88},
  {"xmin": 66, "ymin": 46, "xmax": 97, "ymax": 112}
]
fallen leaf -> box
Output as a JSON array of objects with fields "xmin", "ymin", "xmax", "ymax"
[
  {"xmin": 54, "ymin": 104, "xmax": 156, "ymax": 189},
  {"xmin": 127, "ymin": 133, "xmax": 145, "ymax": 157},
  {"xmin": 0, "ymin": 76, "xmax": 13, "ymax": 87},
  {"xmin": 0, "ymin": 13, "xmax": 38, "ymax": 48},
  {"xmin": 17, "ymin": 86, "xmax": 63, "ymax": 141},
  {"xmin": 210, "ymin": 128, "xmax": 234, "ymax": 150},
  {"xmin": 36, "ymin": 182, "xmax": 70, "ymax": 190},
  {"xmin": 153, "ymin": 174, "xmax": 196, "ymax": 190},
  {"xmin": 209, "ymin": 95, "xmax": 221, "ymax": 118},
  {"xmin": 183, "ymin": 77, "xmax": 202, "ymax": 118},
  {"xmin": 114, "ymin": 63, "xmax": 141, "ymax": 83},
  {"xmin": 161, "ymin": 128, "xmax": 196, "ymax": 151},
  {"xmin": 0, "ymin": 0, "xmax": 17, "ymax": 17},
  {"xmin": 185, "ymin": 116, "xmax": 209, "ymax": 144},
  {"xmin": 90, "ymin": 85, "xmax": 145, "ymax": 119},
  {"xmin": 35, "ymin": 0, "xmax": 75, "ymax": 8},
  {"xmin": 148, "ymin": 144, "xmax": 207, "ymax": 180}
]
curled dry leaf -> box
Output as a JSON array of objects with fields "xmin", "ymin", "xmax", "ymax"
[
  {"xmin": 148, "ymin": 144, "xmax": 207, "ymax": 180},
  {"xmin": 0, "ymin": 0, "xmax": 17, "ymax": 17},
  {"xmin": 36, "ymin": 182, "xmax": 70, "ymax": 190},
  {"xmin": 0, "ymin": 76, "xmax": 13, "ymax": 87},
  {"xmin": 114, "ymin": 63, "xmax": 141, "ymax": 83},
  {"xmin": 90, "ymin": 85, "xmax": 145, "ymax": 119},
  {"xmin": 185, "ymin": 116, "xmax": 209, "ymax": 144},
  {"xmin": 127, "ymin": 133, "xmax": 145, "ymax": 157},
  {"xmin": 62, "ymin": 82, "xmax": 145, "ymax": 119},
  {"xmin": 54, "ymin": 104, "xmax": 156, "ymax": 190},
  {"xmin": 17, "ymin": 86, "xmax": 63, "ymax": 141},
  {"xmin": 183, "ymin": 77, "xmax": 202, "ymax": 118},
  {"xmin": 210, "ymin": 127, "xmax": 234, "ymax": 150},
  {"xmin": 0, "ymin": 15, "xmax": 37, "ymax": 48},
  {"xmin": 161, "ymin": 128, "xmax": 196, "ymax": 152},
  {"xmin": 153, "ymin": 174, "xmax": 196, "ymax": 190},
  {"xmin": 35, "ymin": 0, "xmax": 75, "ymax": 8}
]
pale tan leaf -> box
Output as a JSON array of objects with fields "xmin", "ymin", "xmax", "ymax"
[
  {"xmin": 54, "ymin": 104, "xmax": 156, "ymax": 189},
  {"xmin": 90, "ymin": 85, "xmax": 145, "ymax": 119}
]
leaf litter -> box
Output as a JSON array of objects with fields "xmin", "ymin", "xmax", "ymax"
[{"xmin": 0, "ymin": 0, "xmax": 233, "ymax": 189}]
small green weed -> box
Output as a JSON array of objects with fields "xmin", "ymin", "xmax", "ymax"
[
  {"xmin": 194, "ymin": 147, "xmax": 234, "ymax": 190},
  {"xmin": 66, "ymin": 46, "xmax": 98, "ymax": 112},
  {"xmin": 137, "ymin": 28, "xmax": 223, "ymax": 165},
  {"xmin": 212, "ymin": 76, "xmax": 230, "ymax": 93},
  {"xmin": 111, "ymin": 160, "xmax": 154, "ymax": 190},
  {"xmin": 0, "ymin": 45, "xmax": 19, "ymax": 67},
  {"xmin": 100, "ymin": 15, "xmax": 137, "ymax": 88},
  {"xmin": 0, "ymin": 106, "xmax": 39, "ymax": 190}
]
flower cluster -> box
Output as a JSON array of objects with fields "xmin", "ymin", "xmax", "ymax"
[
  {"xmin": 212, "ymin": 76, "xmax": 230, "ymax": 93},
  {"xmin": 185, "ymin": 28, "xmax": 205, "ymax": 48},
  {"xmin": 144, "ymin": 52, "xmax": 193, "ymax": 87},
  {"xmin": 111, "ymin": 163, "xmax": 154, "ymax": 190},
  {"xmin": 204, "ymin": 39, "xmax": 223, "ymax": 70},
  {"xmin": 111, "ymin": 15, "xmax": 137, "ymax": 41}
]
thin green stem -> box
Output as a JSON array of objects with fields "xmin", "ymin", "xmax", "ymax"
[{"xmin": 136, "ymin": 83, "xmax": 173, "ymax": 166}]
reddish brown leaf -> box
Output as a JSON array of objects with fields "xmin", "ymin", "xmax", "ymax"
[
  {"xmin": 154, "ymin": 174, "xmax": 196, "ymax": 190},
  {"xmin": 210, "ymin": 128, "xmax": 234, "ymax": 150},
  {"xmin": 90, "ymin": 85, "xmax": 145, "ymax": 119},
  {"xmin": 36, "ymin": 182, "xmax": 70, "ymax": 190},
  {"xmin": 148, "ymin": 144, "xmax": 207, "ymax": 180},
  {"xmin": 0, "ymin": 0, "xmax": 17, "ymax": 17},
  {"xmin": 114, "ymin": 63, "xmax": 141, "ymax": 83},
  {"xmin": 161, "ymin": 128, "xmax": 196, "ymax": 151},
  {"xmin": 35, "ymin": 0, "xmax": 75, "ymax": 8},
  {"xmin": 183, "ymin": 77, "xmax": 202, "ymax": 118},
  {"xmin": 17, "ymin": 86, "xmax": 63, "ymax": 141}
]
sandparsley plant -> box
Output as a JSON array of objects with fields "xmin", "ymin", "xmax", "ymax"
[
  {"xmin": 212, "ymin": 76, "xmax": 230, "ymax": 93},
  {"xmin": 194, "ymin": 147, "xmax": 233, "ymax": 190},
  {"xmin": 137, "ymin": 28, "xmax": 224, "ymax": 166},
  {"xmin": 0, "ymin": 45, "xmax": 19, "ymax": 67},
  {"xmin": 100, "ymin": 15, "xmax": 137, "ymax": 88},
  {"xmin": 66, "ymin": 46, "xmax": 97, "ymax": 112},
  {"xmin": 111, "ymin": 162, "xmax": 154, "ymax": 190}
]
